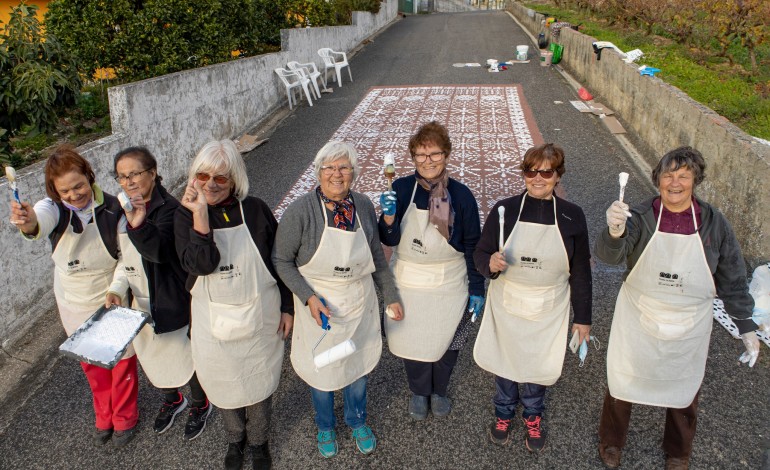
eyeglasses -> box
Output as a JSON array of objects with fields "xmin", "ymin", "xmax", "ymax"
[
  {"xmin": 320, "ymin": 165, "xmax": 354, "ymax": 176},
  {"xmin": 412, "ymin": 151, "xmax": 446, "ymax": 163},
  {"xmin": 522, "ymin": 169, "xmax": 556, "ymax": 179},
  {"xmin": 195, "ymin": 172, "xmax": 230, "ymax": 184},
  {"xmin": 114, "ymin": 169, "xmax": 150, "ymax": 184}
]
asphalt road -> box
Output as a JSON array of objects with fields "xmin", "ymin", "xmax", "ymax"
[{"xmin": 1, "ymin": 10, "xmax": 768, "ymax": 470}]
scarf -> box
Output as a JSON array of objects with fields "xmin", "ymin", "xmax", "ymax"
[
  {"xmin": 415, "ymin": 169, "xmax": 454, "ymax": 240},
  {"xmin": 317, "ymin": 186, "xmax": 356, "ymax": 231}
]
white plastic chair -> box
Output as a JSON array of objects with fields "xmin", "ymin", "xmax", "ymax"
[
  {"xmin": 287, "ymin": 61, "xmax": 326, "ymax": 99},
  {"xmin": 274, "ymin": 67, "xmax": 313, "ymax": 109},
  {"xmin": 318, "ymin": 48, "xmax": 352, "ymax": 88}
]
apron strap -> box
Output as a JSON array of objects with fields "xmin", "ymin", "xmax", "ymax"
[{"xmin": 410, "ymin": 181, "xmax": 419, "ymax": 204}]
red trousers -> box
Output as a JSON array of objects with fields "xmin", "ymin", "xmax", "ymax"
[{"xmin": 80, "ymin": 356, "xmax": 139, "ymax": 431}]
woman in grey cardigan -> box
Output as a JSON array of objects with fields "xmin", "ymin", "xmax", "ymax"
[{"xmin": 273, "ymin": 141, "xmax": 403, "ymax": 459}]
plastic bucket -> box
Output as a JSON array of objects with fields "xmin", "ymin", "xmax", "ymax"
[
  {"xmin": 540, "ymin": 50, "xmax": 553, "ymax": 67},
  {"xmin": 516, "ymin": 45, "xmax": 529, "ymax": 61}
]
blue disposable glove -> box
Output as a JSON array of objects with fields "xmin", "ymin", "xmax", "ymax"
[
  {"xmin": 469, "ymin": 295, "xmax": 485, "ymax": 322},
  {"xmin": 380, "ymin": 191, "xmax": 397, "ymax": 216}
]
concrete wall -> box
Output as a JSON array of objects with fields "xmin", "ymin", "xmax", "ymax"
[
  {"xmin": 508, "ymin": 2, "xmax": 770, "ymax": 268},
  {"xmin": 0, "ymin": 1, "xmax": 398, "ymax": 348},
  {"xmin": 435, "ymin": 0, "xmax": 478, "ymax": 12}
]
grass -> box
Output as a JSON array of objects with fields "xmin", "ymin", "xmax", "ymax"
[{"xmin": 522, "ymin": 2, "xmax": 770, "ymax": 140}]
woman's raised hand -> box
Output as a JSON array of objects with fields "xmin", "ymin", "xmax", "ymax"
[
  {"xmin": 181, "ymin": 178, "xmax": 207, "ymax": 214},
  {"xmin": 9, "ymin": 200, "xmax": 39, "ymax": 236}
]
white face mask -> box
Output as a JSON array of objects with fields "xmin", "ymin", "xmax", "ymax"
[{"xmin": 569, "ymin": 331, "xmax": 601, "ymax": 367}]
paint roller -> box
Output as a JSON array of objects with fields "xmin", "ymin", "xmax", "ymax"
[
  {"xmin": 312, "ymin": 297, "xmax": 357, "ymax": 369},
  {"xmin": 5, "ymin": 166, "xmax": 20, "ymax": 204}
]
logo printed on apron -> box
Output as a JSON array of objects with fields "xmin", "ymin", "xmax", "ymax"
[
  {"xmin": 606, "ymin": 203, "xmax": 715, "ymax": 408},
  {"xmin": 385, "ymin": 182, "xmax": 469, "ymax": 362},
  {"xmin": 474, "ymin": 194, "xmax": 570, "ymax": 386}
]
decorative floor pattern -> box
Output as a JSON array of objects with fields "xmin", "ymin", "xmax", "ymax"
[{"xmin": 274, "ymin": 85, "xmax": 543, "ymax": 222}]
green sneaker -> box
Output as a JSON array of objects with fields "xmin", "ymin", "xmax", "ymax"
[
  {"xmin": 352, "ymin": 425, "xmax": 377, "ymax": 455},
  {"xmin": 316, "ymin": 430, "xmax": 338, "ymax": 458}
]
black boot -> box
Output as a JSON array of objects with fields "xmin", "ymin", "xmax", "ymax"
[
  {"xmin": 224, "ymin": 437, "xmax": 246, "ymax": 470},
  {"xmin": 250, "ymin": 442, "xmax": 272, "ymax": 470}
]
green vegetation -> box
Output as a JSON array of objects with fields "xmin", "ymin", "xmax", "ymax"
[{"xmin": 523, "ymin": 1, "xmax": 770, "ymax": 139}]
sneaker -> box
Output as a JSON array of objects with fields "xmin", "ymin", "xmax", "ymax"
[
  {"xmin": 408, "ymin": 394, "xmax": 429, "ymax": 421},
  {"xmin": 153, "ymin": 393, "xmax": 188, "ymax": 434},
  {"xmin": 250, "ymin": 442, "xmax": 272, "ymax": 470},
  {"xmin": 93, "ymin": 428, "xmax": 113, "ymax": 446},
  {"xmin": 599, "ymin": 444, "xmax": 622, "ymax": 468},
  {"xmin": 224, "ymin": 438, "xmax": 246, "ymax": 470},
  {"xmin": 316, "ymin": 430, "xmax": 338, "ymax": 458},
  {"xmin": 430, "ymin": 394, "xmax": 451, "ymax": 417},
  {"xmin": 488, "ymin": 417, "xmax": 512, "ymax": 445},
  {"xmin": 184, "ymin": 401, "xmax": 212, "ymax": 440},
  {"xmin": 523, "ymin": 415, "xmax": 546, "ymax": 453},
  {"xmin": 665, "ymin": 455, "xmax": 689, "ymax": 470},
  {"xmin": 112, "ymin": 427, "xmax": 137, "ymax": 449},
  {"xmin": 351, "ymin": 425, "xmax": 377, "ymax": 455}
]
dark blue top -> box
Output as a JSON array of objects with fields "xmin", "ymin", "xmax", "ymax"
[{"xmin": 378, "ymin": 173, "xmax": 484, "ymax": 296}]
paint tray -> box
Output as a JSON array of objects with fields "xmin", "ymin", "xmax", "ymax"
[{"xmin": 59, "ymin": 306, "xmax": 151, "ymax": 369}]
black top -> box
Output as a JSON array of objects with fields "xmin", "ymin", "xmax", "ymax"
[
  {"xmin": 126, "ymin": 184, "xmax": 190, "ymax": 333},
  {"xmin": 378, "ymin": 173, "xmax": 484, "ymax": 296},
  {"xmin": 174, "ymin": 196, "xmax": 294, "ymax": 314},
  {"xmin": 473, "ymin": 191, "xmax": 593, "ymax": 325}
]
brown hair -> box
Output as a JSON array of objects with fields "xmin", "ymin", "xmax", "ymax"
[
  {"xmin": 114, "ymin": 146, "xmax": 162, "ymax": 183},
  {"xmin": 409, "ymin": 121, "xmax": 452, "ymax": 157},
  {"xmin": 519, "ymin": 143, "xmax": 566, "ymax": 177},
  {"xmin": 44, "ymin": 145, "xmax": 96, "ymax": 201},
  {"xmin": 651, "ymin": 146, "xmax": 706, "ymax": 187}
]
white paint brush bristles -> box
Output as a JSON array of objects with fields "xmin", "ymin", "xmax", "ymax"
[{"xmin": 618, "ymin": 172, "xmax": 629, "ymax": 202}]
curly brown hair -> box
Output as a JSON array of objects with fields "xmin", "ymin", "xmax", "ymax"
[{"xmin": 409, "ymin": 121, "xmax": 452, "ymax": 157}]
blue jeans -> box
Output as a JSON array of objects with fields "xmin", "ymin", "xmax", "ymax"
[
  {"xmin": 493, "ymin": 375, "xmax": 546, "ymax": 419},
  {"xmin": 310, "ymin": 376, "xmax": 367, "ymax": 432}
]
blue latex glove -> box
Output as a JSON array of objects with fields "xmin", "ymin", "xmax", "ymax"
[
  {"xmin": 380, "ymin": 191, "xmax": 397, "ymax": 216},
  {"xmin": 469, "ymin": 295, "xmax": 485, "ymax": 322}
]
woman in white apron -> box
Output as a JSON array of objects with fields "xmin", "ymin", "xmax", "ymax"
[
  {"xmin": 595, "ymin": 146, "xmax": 760, "ymax": 470},
  {"xmin": 9, "ymin": 146, "xmax": 138, "ymax": 448},
  {"xmin": 378, "ymin": 121, "xmax": 484, "ymax": 420},
  {"xmin": 175, "ymin": 140, "xmax": 294, "ymax": 470},
  {"xmin": 273, "ymin": 141, "xmax": 403, "ymax": 459},
  {"xmin": 473, "ymin": 144, "xmax": 592, "ymax": 453},
  {"xmin": 113, "ymin": 147, "xmax": 210, "ymax": 440}
]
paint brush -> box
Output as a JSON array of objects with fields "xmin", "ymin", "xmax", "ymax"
[
  {"xmin": 5, "ymin": 166, "xmax": 20, "ymax": 204},
  {"xmin": 497, "ymin": 205, "xmax": 506, "ymax": 252},
  {"xmin": 383, "ymin": 153, "xmax": 396, "ymax": 192},
  {"xmin": 618, "ymin": 172, "xmax": 629, "ymax": 203}
]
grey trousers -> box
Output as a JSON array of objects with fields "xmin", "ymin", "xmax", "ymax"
[{"xmin": 220, "ymin": 395, "xmax": 272, "ymax": 445}]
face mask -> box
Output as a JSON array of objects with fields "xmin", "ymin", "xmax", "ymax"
[
  {"xmin": 62, "ymin": 199, "xmax": 92, "ymax": 212},
  {"xmin": 569, "ymin": 331, "xmax": 601, "ymax": 367}
]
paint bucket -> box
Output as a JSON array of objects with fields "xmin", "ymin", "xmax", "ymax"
[
  {"xmin": 516, "ymin": 45, "xmax": 529, "ymax": 61},
  {"xmin": 540, "ymin": 50, "xmax": 553, "ymax": 67}
]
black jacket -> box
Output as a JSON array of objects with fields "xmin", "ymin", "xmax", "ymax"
[{"xmin": 126, "ymin": 184, "xmax": 190, "ymax": 333}]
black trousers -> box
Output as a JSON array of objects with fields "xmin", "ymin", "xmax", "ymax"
[
  {"xmin": 403, "ymin": 349, "xmax": 459, "ymax": 397},
  {"xmin": 160, "ymin": 372, "xmax": 207, "ymax": 406}
]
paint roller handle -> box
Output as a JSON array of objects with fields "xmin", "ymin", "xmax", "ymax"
[{"xmin": 319, "ymin": 297, "xmax": 330, "ymax": 330}]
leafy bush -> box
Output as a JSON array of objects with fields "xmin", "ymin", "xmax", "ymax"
[{"xmin": 0, "ymin": 2, "xmax": 81, "ymax": 166}]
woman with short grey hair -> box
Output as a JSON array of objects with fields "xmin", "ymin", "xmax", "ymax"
[
  {"xmin": 596, "ymin": 146, "xmax": 760, "ymax": 469},
  {"xmin": 175, "ymin": 139, "xmax": 294, "ymax": 470},
  {"xmin": 273, "ymin": 140, "xmax": 403, "ymax": 459}
]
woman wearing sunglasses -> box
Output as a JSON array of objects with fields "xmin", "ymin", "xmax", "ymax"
[
  {"xmin": 174, "ymin": 140, "xmax": 294, "ymax": 470},
  {"xmin": 273, "ymin": 141, "xmax": 403, "ymax": 458},
  {"xmin": 113, "ymin": 147, "xmax": 210, "ymax": 441},
  {"xmin": 378, "ymin": 121, "xmax": 484, "ymax": 421},
  {"xmin": 473, "ymin": 143, "xmax": 592, "ymax": 453}
]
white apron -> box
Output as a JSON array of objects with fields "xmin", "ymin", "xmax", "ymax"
[
  {"xmin": 52, "ymin": 205, "xmax": 134, "ymax": 358},
  {"xmin": 386, "ymin": 182, "xmax": 468, "ymax": 361},
  {"xmin": 606, "ymin": 206, "xmax": 714, "ymax": 408},
  {"xmin": 290, "ymin": 199, "xmax": 382, "ymax": 392},
  {"xmin": 474, "ymin": 194, "xmax": 570, "ymax": 386},
  {"xmin": 190, "ymin": 203, "xmax": 283, "ymax": 409},
  {"xmin": 119, "ymin": 226, "xmax": 194, "ymax": 388}
]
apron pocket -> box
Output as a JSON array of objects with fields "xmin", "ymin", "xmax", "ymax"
[
  {"xmin": 206, "ymin": 271, "xmax": 256, "ymax": 305},
  {"xmin": 395, "ymin": 260, "xmax": 445, "ymax": 289},
  {"xmin": 502, "ymin": 282, "xmax": 555, "ymax": 320},
  {"xmin": 637, "ymin": 295, "xmax": 697, "ymax": 340},
  {"xmin": 209, "ymin": 300, "xmax": 263, "ymax": 341}
]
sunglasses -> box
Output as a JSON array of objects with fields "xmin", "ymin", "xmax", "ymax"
[
  {"xmin": 522, "ymin": 169, "xmax": 556, "ymax": 179},
  {"xmin": 196, "ymin": 173, "xmax": 230, "ymax": 184}
]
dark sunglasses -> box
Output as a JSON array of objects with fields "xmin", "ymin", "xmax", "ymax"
[
  {"xmin": 195, "ymin": 172, "xmax": 230, "ymax": 184},
  {"xmin": 522, "ymin": 169, "xmax": 556, "ymax": 179}
]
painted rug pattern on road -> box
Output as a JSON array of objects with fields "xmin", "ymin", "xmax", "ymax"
[{"xmin": 274, "ymin": 85, "xmax": 543, "ymax": 222}]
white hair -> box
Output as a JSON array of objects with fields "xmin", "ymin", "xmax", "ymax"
[
  {"xmin": 312, "ymin": 141, "xmax": 360, "ymax": 182},
  {"xmin": 188, "ymin": 140, "xmax": 249, "ymax": 201}
]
